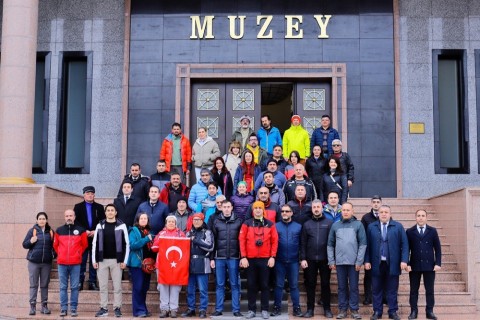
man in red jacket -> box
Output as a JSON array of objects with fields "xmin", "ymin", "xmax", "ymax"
[
  {"xmin": 239, "ymin": 201, "xmax": 278, "ymax": 319},
  {"xmin": 159, "ymin": 122, "xmax": 192, "ymax": 183},
  {"xmin": 53, "ymin": 209, "xmax": 88, "ymax": 317}
]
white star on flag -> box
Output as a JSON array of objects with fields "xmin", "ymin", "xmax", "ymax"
[{"xmin": 170, "ymin": 261, "xmax": 177, "ymax": 268}]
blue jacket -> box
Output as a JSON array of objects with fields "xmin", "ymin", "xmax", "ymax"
[
  {"xmin": 275, "ymin": 220, "xmax": 302, "ymax": 263},
  {"xmin": 365, "ymin": 219, "xmax": 409, "ymax": 277},
  {"xmin": 406, "ymin": 224, "xmax": 441, "ymax": 271},
  {"xmin": 233, "ymin": 164, "xmax": 262, "ymax": 191},
  {"xmin": 310, "ymin": 126, "xmax": 340, "ymax": 157},
  {"xmin": 323, "ymin": 204, "xmax": 342, "ymax": 223},
  {"xmin": 136, "ymin": 201, "xmax": 169, "ymax": 235},
  {"xmin": 196, "ymin": 193, "xmax": 217, "ymax": 223},
  {"xmin": 127, "ymin": 226, "xmax": 153, "ymax": 268},
  {"xmin": 253, "ymin": 170, "xmax": 287, "ymax": 191},
  {"xmin": 257, "ymin": 126, "xmax": 282, "ymax": 154},
  {"xmin": 188, "ymin": 179, "xmax": 221, "ymax": 211}
]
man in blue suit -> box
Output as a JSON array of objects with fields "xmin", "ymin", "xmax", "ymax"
[
  {"xmin": 406, "ymin": 209, "xmax": 441, "ymax": 320},
  {"xmin": 364, "ymin": 205, "xmax": 409, "ymax": 320}
]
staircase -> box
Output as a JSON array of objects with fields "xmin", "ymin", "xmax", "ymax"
[{"xmin": 14, "ymin": 198, "xmax": 478, "ymax": 319}]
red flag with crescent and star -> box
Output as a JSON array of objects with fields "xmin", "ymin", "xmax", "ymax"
[{"xmin": 157, "ymin": 237, "xmax": 191, "ymax": 285}]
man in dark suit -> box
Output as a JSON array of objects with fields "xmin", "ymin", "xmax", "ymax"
[
  {"xmin": 114, "ymin": 181, "xmax": 142, "ymax": 227},
  {"xmin": 74, "ymin": 186, "xmax": 105, "ymax": 291},
  {"xmin": 364, "ymin": 205, "xmax": 409, "ymax": 320},
  {"xmin": 406, "ymin": 209, "xmax": 442, "ymax": 320}
]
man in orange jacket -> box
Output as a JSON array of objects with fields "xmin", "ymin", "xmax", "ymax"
[{"xmin": 159, "ymin": 122, "xmax": 192, "ymax": 183}]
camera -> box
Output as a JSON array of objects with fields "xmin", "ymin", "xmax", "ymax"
[{"xmin": 255, "ymin": 239, "xmax": 263, "ymax": 246}]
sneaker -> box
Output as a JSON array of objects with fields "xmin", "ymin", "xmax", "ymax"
[
  {"xmin": 351, "ymin": 311, "xmax": 362, "ymax": 319},
  {"xmin": 71, "ymin": 309, "xmax": 78, "ymax": 317},
  {"xmin": 270, "ymin": 306, "xmax": 281, "ymax": 317},
  {"xmin": 292, "ymin": 307, "xmax": 303, "ymax": 317},
  {"xmin": 159, "ymin": 309, "xmax": 168, "ymax": 318},
  {"xmin": 59, "ymin": 309, "xmax": 67, "ymax": 317},
  {"xmin": 245, "ymin": 311, "xmax": 256, "ymax": 319},
  {"xmin": 262, "ymin": 310, "xmax": 270, "ymax": 319},
  {"xmin": 336, "ymin": 310, "xmax": 347, "ymax": 319},
  {"xmin": 170, "ymin": 310, "xmax": 177, "ymax": 318},
  {"xmin": 95, "ymin": 308, "xmax": 109, "ymax": 317},
  {"xmin": 114, "ymin": 308, "xmax": 122, "ymax": 317}
]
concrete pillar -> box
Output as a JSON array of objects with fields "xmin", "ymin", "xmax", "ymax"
[{"xmin": 0, "ymin": 0, "xmax": 39, "ymax": 184}]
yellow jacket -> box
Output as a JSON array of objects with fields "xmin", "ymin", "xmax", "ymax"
[{"xmin": 282, "ymin": 124, "xmax": 311, "ymax": 159}]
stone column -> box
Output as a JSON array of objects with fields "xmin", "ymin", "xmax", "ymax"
[{"xmin": 0, "ymin": 0, "xmax": 39, "ymax": 184}]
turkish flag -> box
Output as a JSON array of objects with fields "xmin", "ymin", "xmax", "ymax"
[{"xmin": 157, "ymin": 237, "xmax": 191, "ymax": 285}]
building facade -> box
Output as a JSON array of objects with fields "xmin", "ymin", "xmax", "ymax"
[{"xmin": 0, "ymin": 0, "xmax": 479, "ymax": 198}]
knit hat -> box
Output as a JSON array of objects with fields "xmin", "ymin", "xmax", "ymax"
[
  {"xmin": 237, "ymin": 181, "xmax": 247, "ymax": 188},
  {"xmin": 191, "ymin": 213, "xmax": 205, "ymax": 221},
  {"xmin": 291, "ymin": 115, "xmax": 301, "ymax": 123},
  {"xmin": 252, "ymin": 201, "xmax": 265, "ymax": 210}
]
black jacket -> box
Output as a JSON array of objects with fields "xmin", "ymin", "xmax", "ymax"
[
  {"xmin": 117, "ymin": 174, "xmax": 151, "ymax": 203},
  {"xmin": 283, "ymin": 176, "xmax": 317, "ymax": 203},
  {"xmin": 113, "ymin": 195, "xmax": 142, "ymax": 227},
  {"xmin": 300, "ymin": 215, "xmax": 333, "ymax": 261},
  {"xmin": 320, "ymin": 172, "xmax": 347, "ymax": 204},
  {"xmin": 210, "ymin": 213, "xmax": 242, "ymax": 259},
  {"xmin": 22, "ymin": 224, "xmax": 55, "ymax": 264},
  {"xmin": 336, "ymin": 152, "xmax": 355, "ymax": 182},
  {"xmin": 305, "ymin": 156, "xmax": 326, "ymax": 182},
  {"xmin": 406, "ymin": 224, "xmax": 442, "ymax": 271},
  {"xmin": 74, "ymin": 201, "xmax": 105, "ymax": 232},
  {"xmin": 361, "ymin": 209, "xmax": 379, "ymax": 233}
]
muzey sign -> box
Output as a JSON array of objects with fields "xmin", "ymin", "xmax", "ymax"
[{"xmin": 190, "ymin": 15, "xmax": 332, "ymax": 39}]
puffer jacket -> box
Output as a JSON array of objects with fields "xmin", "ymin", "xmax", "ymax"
[
  {"xmin": 247, "ymin": 199, "xmax": 281, "ymax": 223},
  {"xmin": 334, "ymin": 152, "xmax": 355, "ymax": 183},
  {"xmin": 159, "ymin": 133, "xmax": 192, "ymax": 172},
  {"xmin": 188, "ymin": 179, "xmax": 221, "ymax": 211},
  {"xmin": 54, "ymin": 224, "xmax": 88, "ymax": 265},
  {"xmin": 196, "ymin": 193, "xmax": 217, "ymax": 223},
  {"xmin": 23, "ymin": 224, "xmax": 55, "ymax": 264},
  {"xmin": 127, "ymin": 226, "xmax": 153, "ymax": 268},
  {"xmin": 283, "ymin": 176, "xmax": 317, "ymax": 203},
  {"xmin": 239, "ymin": 218, "xmax": 278, "ymax": 259},
  {"xmin": 327, "ymin": 216, "xmax": 367, "ymax": 266},
  {"xmin": 230, "ymin": 192, "xmax": 255, "ymax": 221},
  {"xmin": 321, "ymin": 172, "xmax": 348, "ymax": 204},
  {"xmin": 283, "ymin": 124, "xmax": 311, "ymax": 159},
  {"xmin": 210, "ymin": 213, "xmax": 242, "ymax": 259},
  {"xmin": 300, "ymin": 215, "xmax": 333, "ymax": 261},
  {"xmin": 192, "ymin": 137, "xmax": 221, "ymax": 168},
  {"xmin": 186, "ymin": 225, "xmax": 214, "ymax": 274},
  {"xmin": 310, "ymin": 126, "xmax": 340, "ymax": 157},
  {"xmin": 275, "ymin": 220, "xmax": 302, "ymax": 263}
]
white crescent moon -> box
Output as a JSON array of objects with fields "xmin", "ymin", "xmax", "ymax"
[{"xmin": 165, "ymin": 246, "xmax": 183, "ymax": 261}]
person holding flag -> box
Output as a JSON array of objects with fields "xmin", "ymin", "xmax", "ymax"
[
  {"xmin": 151, "ymin": 215, "xmax": 189, "ymax": 318},
  {"xmin": 182, "ymin": 213, "xmax": 214, "ymax": 319}
]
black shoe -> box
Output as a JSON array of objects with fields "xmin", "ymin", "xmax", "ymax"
[
  {"xmin": 211, "ymin": 311, "xmax": 222, "ymax": 316},
  {"xmin": 41, "ymin": 303, "xmax": 51, "ymax": 314},
  {"xmin": 336, "ymin": 310, "xmax": 347, "ymax": 319},
  {"xmin": 426, "ymin": 312, "xmax": 437, "ymax": 320},
  {"xmin": 233, "ymin": 312, "xmax": 243, "ymax": 317},
  {"xmin": 303, "ymin": 310, "xmax": 314, "ymax": 318},
  {"xmin": 408, "ymin": 310, "xmax": 418, "ymax": 319},
  {"xmin": 181, "ymin": 309, "xmax": 195, "ymax": 317},
  {"xmin": 324, "ymin": 310, "xmax": 333, "ymax": 318},
  {"xmin": 370, "ymin": 312, "xmax": 382, "ymax": 320},
  {"xmin": 292, "ymin": 307, "xmax": 303, "ymax": 317},
  {"xmin": 89, "ymin": 282, "xmax": 100, "ymax": 291},
  {"xmin": 60, "ymin": 310, "xmax": 67, "ymax": 317},
  {"xmin": 29, "ymin": 303, "xmax": 36, "ymax": 316},
  {"xmin": 363, "ymin": 298, "xmax": 372, "ymax": 305},
  {"xmin": 198, "ymin": 310, "xmax": 207, "ymax": 318},
  {"xmin": 270, "ymin": 307, "xmax": 281, "ymax": 317},
  {"xmin": 388, "ymin": 312, "xmax": 400, "ymax": 320}
]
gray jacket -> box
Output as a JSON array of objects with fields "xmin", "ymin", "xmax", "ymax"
[
  {"xmin": 192, "ymin": 137, "xmax": 221, "ymax": 168},
  {"xmin": 327, "ymin": 217, "xmax": 367, "ymax": 266}
]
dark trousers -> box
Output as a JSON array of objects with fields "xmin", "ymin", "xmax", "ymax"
[
  {"xmin": 130, "ymin": 267, "xmax": 151, "ymax": 316},
  {"xmin": 80, "ymin": 245, "xmax": 96, "ymax": 284},
  {"xmin": 372, "ymin": 261, "xmax": 400, "ymax": 315},
  {"xmin": 303, "ymin": 260, "xmax": 331, "ymax": 311},
  {"xmin": 409, "ymin": 270, "xmax": 436, "ymax": 313},
  {"xmin": 28, "ymin": 261, "xmax": 52, "ymax": 304},
  {"xmin": 245, "ymin": 258, "xmax": 270, "ymax": 312},
  {"xmin": 336, "ymin": 265, "xmax": 360, "ymax": 311},
  {"xmin": 364, "ymin": 269, "xmax": 372, "ymax": 300}
]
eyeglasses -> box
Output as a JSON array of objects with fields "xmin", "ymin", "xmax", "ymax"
[
  {"xmin": 332, "ymin": 144, "xmax": 341, "ymax": 147},
  {"xmin": 281, "ymin": 210, "xmax": 292, "ymax": 213}
]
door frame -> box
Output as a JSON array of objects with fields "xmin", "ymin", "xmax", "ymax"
[{"xmin": 175, "ymin": 63, "xmax": 348, "ymax": 150}]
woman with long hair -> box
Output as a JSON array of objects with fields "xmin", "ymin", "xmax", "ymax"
[
  {"xmin": 22, "ymin": 212, "xmax": 55, "ymax": 315},
  {"xmin": 321, "ymin": 157, "xmax": 348, "ymax": 204},
  {"xmin": 211, "ymin": 156, "xmax": 234, "ymax": 200},
  {"xmin": 151, "ymin": 216, "xmax": 186, "ymax": 318},
  {"xmin": 127, "ymin": 212, "xmax": 154, "ymax": 317},
  {"xmin": 223, "ymin": 140, "xmax": 242, "ymax": 181},
  {"xmin": 234, "ymin": 150, "xmax": 261, "ymax": 193},
  {"xmin": 284, "ymin": 150, "xmax": 304, "ymax": 180}
]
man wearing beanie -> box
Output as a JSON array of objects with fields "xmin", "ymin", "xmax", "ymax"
[
  {"xmin": 74, "ymin": 186, "xmax": 105, "ymax": 291},
  {"xmin": 282, "ymin": 115, "xmax": 310, "ymax": 162},
  {"xmin": 239, "ymin": 201, "xmax": 278, "ymax": 319},
  {"xmin": 168, "ymin": 197, "xmax": 191, "ymax": 232}
]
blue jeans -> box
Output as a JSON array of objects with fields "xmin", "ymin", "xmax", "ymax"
[
  {"xmin": 215, "ymin": 259, "xmax": 241, "ymax": 312},
  {"xmin": 130, "ymin": 267, "xmax": 151, "ymax": 316},
  {"xmin": 336, "ymin": 265, "xmax": 359, "ymax": 311},
  {"xmin": 274, "ymin": 260, "xmax": 300, "ymax": 308},
  {"xmin": 80, "ymin": 247, "xmax": 97, "ymax": 284},
  {"xmin": 58, "ymin": 264, "xmax": 80, "ymax": 311},
  {"xmin": 187, "ymin": 274, "xmax": 209, "ymax": 311}
]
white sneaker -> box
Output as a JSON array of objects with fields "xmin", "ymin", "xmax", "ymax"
[
  {"xmin": 262, "ymin": 310, "xmax": 269, "ymax": 319},
  {"xmin": 245, "ymin": 310, "xmax": 256, "ymax": 319}
]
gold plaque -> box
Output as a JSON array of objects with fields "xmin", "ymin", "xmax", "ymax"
[{"xmin": 409, "ymin": 122, "xmax": 425, "ymax": 134}]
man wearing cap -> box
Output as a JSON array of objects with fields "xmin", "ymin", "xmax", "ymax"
[
  {"xmin": 232, "ymin": 115, "xmax": 254, "ymax": 149},
  {"xmin": 239, "ymin": 201, "xmax": 278, "ymax": 319},
  {"xmin": 244, "ymin": 133, "xmax": 269, "ymax": 170},
  {"xmin": 283, "ymin": 115, "xmax": 311, "ymax": 162},
  {"xmin": 74, "ymin": 186, "xmax": 105, "ymax": 291},
  {"xmin": 182, "ymin": 213, "xmax": 214, "ymax": 319},
  {"xmin": 257, "ymin": 115, "xmax": 282, "ymax": 155},
  {"xmin": 310, "ymin": 114, "xmax": 340, "ymax": 159}
]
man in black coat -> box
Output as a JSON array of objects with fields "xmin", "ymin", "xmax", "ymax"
[
  {"xmin": 360, "ymin": 195, "xmax": 382, "ymax": 305},
  {"xmin": 114, "ymin": 181, "xmax": 142, "ymax": 227},
  {"xmin": 117, "ymin": 163, "xmax": 151, "ymax": 202},
  {"xmin": 74, "ymin": 186, "xmax": 105, "ymax": 291},
  {"xmin": 406, "ymin": 209, "xmax": 442, "ymax": 320}
]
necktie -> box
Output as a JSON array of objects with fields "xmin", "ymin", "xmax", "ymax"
[
  {"xmin": 420, "ymin": 226, "xmax": 424, "ymax": 235},
  {"xmin": 382, "ymin": 223, "xmax": 387, "ymax": 240},
  {"xmin": 381, "ymin": 223, "xmax": 388, "ymax": 258},
  {"xmin": 125, "ymin": 196, "xmax": 129, "ymax": 204}
]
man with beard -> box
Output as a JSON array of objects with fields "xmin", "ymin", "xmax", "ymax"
[
  {"xmin": 310, "ymin": 114, "xmax": 340, "ymax": 159},
  {"xmin": 244, "ymin": 133, "xmax": 269, "ymax": 171},
  {"xmin": 159, "ymin": 172, "xmax": 190, "ymax": 212},
  {"xmin": 117, "ymin": 163, "xmax": 151, "ymax": 203},
  {"xmin": 257, "ymin": 115, "xmax": 282, "ymax": 155},
  {"xmin": 159, "ymin": 122, "xmax": 192, "ymax": 183},
  {"xmin": 232, "ymin": 115, "xmax": 254, "ymax": 149}
]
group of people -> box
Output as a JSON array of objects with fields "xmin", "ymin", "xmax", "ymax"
[{"xmin": 22, "ymin": 116, "xmax": 441, "ymax": 320}]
